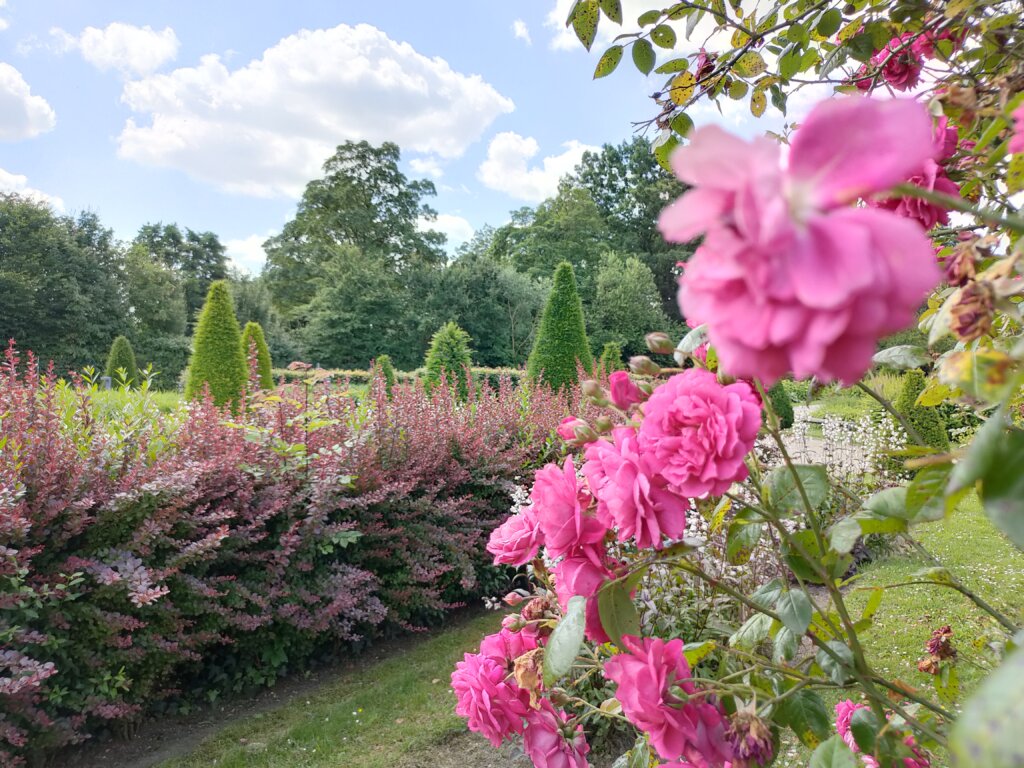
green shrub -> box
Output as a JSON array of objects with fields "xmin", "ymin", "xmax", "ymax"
[
  {"xmin": 240, "ymin": 321, "xmax": 274, "ymax": 390},
  {"xmin": 527, "ymin": 262, "xmax": 593, "ymax": 390},
  {"xmin": 105, "ymin": 336, "xmax": 138, "ymax": 386},
  {"xmin": 424, "ymin": 321, "xmax": 473, "ymax": 399},
  {"xmin": 781, "ymin": 379, "xmax": 810, "ymax": 404},
  {"xmin": 185, "ymin": 280, "xmax": 247, "ymax": 408},
  {"xmin": 895, "ymin": 369, "xmax": 949, "ymax": 450},
  {"xmin": 768, "ymin": 382, "xmax": 794, "ymax": 429},
  {"xmin": 599, "ymin": 341, "xmax": 624, "ymax": 373},
  {"xmin": 136, "ymin": 335, "xmax": 191, "ymax": 390},
  {"xmin": 373, "ymin": 354, "xmax": 397, "ymax": 397}
]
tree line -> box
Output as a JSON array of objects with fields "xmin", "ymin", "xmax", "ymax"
[{"xmin": 0, "ymin": 136, "xmax": 693, "ymax": 386}]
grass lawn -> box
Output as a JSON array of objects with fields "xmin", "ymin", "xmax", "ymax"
[
  {"xmin": 160, "ymin": 612, "xmax": 502, "ymax": 768},
  {"xmin": 776, "ymin": 495, "xmax": 1024, "ymax": 767}
]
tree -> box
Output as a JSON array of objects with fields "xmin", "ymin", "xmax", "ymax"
[
  {"xmin": 240, "ymin": 321, "xmax": 274, "ymax": 390},
  {"xmin": 105, "ymin": 336, "xmax": 138, "ymax": 386},
  {"xmin": 895, "ymin": 369, "xmax": 949, "ymax": 450},
  {"xmin": 527, "ymin": 262, "xmax": 593, "ymax": 390},
  {"xmin": 372, "ymin": 354, "xmax": 397, "ymax": 398},
  {"xmin": 423, "ymin": 321, "xmax": 473, "ymax": 399},
  {"xmin": 590, "ymin": 252, "xmax": 673, "ymax": 359},
  {"xmin": 134, "ymin": 223, "xmax": 228, "ymax": 325},
  {"xmin": 600, "ymin": 341, "xmax": 624, "ymax": 372},
  {"xmin": 767, "ymin": 382, "xmax": 794, "ymax": 430},
  {"xmin": 229, "ymin": 272, "xmax": 303, "ymax": 368},
  {"xmin": 186, "ymin": 280, "xmax": 247, "ymax": 407}
]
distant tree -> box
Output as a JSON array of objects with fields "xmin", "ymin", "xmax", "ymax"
[
  {"xmin": 423, "ymin": 321, "xmax": 474, "ymax": 400},
  {"xmin": 186, "ymin": 280, "xmax": 247, "ymax": 407},
  {"xmin": 600, "ymin": 341, "xmax": 624, "ymax": 373},
  {"xmin": 124, "ymin": 244, "xmax": 188, "ymax": 338},
  {"xmin": 240, "ymin": 321, "xmax": 274, "ymax": 389},
  {"xmin": 527, "ymin": 262, "xmax": 593, "ymax": 390},
  {"xmin": 372, "ymin": 354, "xmax": 397, "ymax": 398},
  {"xmin": 229, "ymin": 272, "xmax": 303, "ymax": 368},
  {"xmin": 590, "ymin": 252, "xmax": 672, "ymax": 359},
  {"xmin": 135, "ymin": 223, "xmax": 228, "ymax": 325},
  {"xmin": 105, "ymin": 336, "xmax": 138, "ymax": 386}
]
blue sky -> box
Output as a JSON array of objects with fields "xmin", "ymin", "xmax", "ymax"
[{"xmin": 0, "ymin": 1, "xmax": 720, "ymax": 271}]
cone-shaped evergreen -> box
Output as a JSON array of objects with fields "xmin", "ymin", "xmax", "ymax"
[
  {"xmin": 767, "ymin": 382, "xmax": 794, "ymax": 429},
  {"xmin": 105, "ymin": 335, "xmax": 138, "ymax": 386},
  {"xmin": 373, "ymin": 354, "xmax": 397, "ymax": 398},
  {"xmin": 527, "ymin": 262, "xmax": 593, "ymax": 390},
  {"xmin": 895, "ymin": 369, "xmax": 949, "ymax": 449},
  {"xmin": 600, "ymin": 341, "xmax": 624, "ymax": 373},
  {"xmin": 240, "ymin": 321, "xmax": 274, "ymax": 390},
  {"xmin": 424, "ymin": 321, "xmax": 473, "ymax": 400},
  {"xmin": 186, "ymin": 280, "xmax": 247, "ymax": 407}
]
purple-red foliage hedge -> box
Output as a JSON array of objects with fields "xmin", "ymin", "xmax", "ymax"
[{"xmin": 0, "ymin": 344, "xmax": 581, "ymax": 765}]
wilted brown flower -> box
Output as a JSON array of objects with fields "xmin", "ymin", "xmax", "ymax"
[
  {"xmin": 943, "ymin": 240, "xmax": 978, "ymax": 286},
  {"xmin": 950, "ymin": 280, "xmax": 995, "ymax": 341},
  {"xmin": 513, "ymin": 648, "xmax": 545, "ymax": 708},
  {"xmin": 726, "ymin": 712, "xmax": 775, "ymax": 768}
]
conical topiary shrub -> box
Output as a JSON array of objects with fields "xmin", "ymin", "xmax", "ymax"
[
  {"xmin": 895, "ymin": 369, "xmax": 949, "ymax": 450},
  {"xmin": 527, "ymin": 262, "xmax": 593, "ymax": 390},
  {"xmin": 240, "ymin": 321, "xmax": 274, "ymax": 390},
  {"xmin": 768, "ymin": 382, "xmax": 794, "ymax": 430},
  {"xmin": 424, "ymin": 322, "xmax": 473, "ymax": 400},
  {"xmin": 600, "ymin": 341, "xmax": 624, "ymax": 373},
  {"xmin": 186, "ymin": 280, "xmax": 247, "ymax": 408},
  {"xmin": 105, "ymin": 335, "xmax": 138, "ymax": 386},
  {"xmin": 373, "ymin": 354, "xmax": 397, "ymax": 398}
]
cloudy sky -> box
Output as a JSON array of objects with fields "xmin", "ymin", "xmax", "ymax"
[{"xmin": 0, "ymin": 1, "xmax": 771, "ymax": 271}]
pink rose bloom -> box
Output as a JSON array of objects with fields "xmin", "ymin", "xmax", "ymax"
[
  {"xmin": 531, "ymin": 458, "xmax": 606, "ymax": 561},
  {"xmin": 451, "ymin": 653, "xmax": 529, "ymax": 746},
  {"xmin": 487, "ymin": 508, "xmax": 543, "ymax": 566},
  {"xmin": 835, "ymin": 700, "xmax": 931, "ymax": 768},
  {"xmin": 608, "ymin": 370, "xmax": 645, "ymax": 410},
  {"xmin": 661, "ymin": 97, "xmax": 940, "ymax": 384},
  {"xmin": 638, "ymin": 370, "xmax": 761, "ymax": 498},
  {"xmin": 583, "ymin": 427, "xmax": 688, "ymax": 549},
  {"xmin": 556, "ymin": 417, "xmax": 579, "ymax": 441},
  {"xmin": 873, "ymin": 158, "xmax": 960, "ymax": 229},
  {"xmin": 932, "ymin": 117, "xmax": 959, "ymax": 163},
  {"xmin": 604, "ymin": 635, "xmax": 733, "ymax": 765},
  {"xmin": 480, "ymin": 627, "xmax": 538, "ymax": 669},
  {"xmin": 911, "ymin": 27, "xmax": 964, "ymax": 60},
  {"xmin": 523, "ymin": 699, "xmax": 591, "ymax": 768},
  {"xmin": 552, "ymin": 554, "xmax": 614, "ymax": 643},
  {"xmin": 873, "ymin": 36, "xmax": 923, "ymax": 91},
  {"xmin": 1010, "ymin": 104, "xmax": 1024, "ymax": 155},
  {"xmin": 852, "ymin": 63, "xmax": 874, "ymax": 92}
]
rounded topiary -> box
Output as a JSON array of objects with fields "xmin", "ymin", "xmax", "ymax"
[
  {"xmin": 768, "ymin": 382, "xmax": 794, "ymax": 429},
  {"xmin": 424, "ymin": 322, "xmax": 473, "ymax": 399},
  {"xmin": 373, "ymin": 354, "xmax": 397, "ymax": 397},
  {"xmin": 240, "ymin": 321, "xmax": 274, "ymax": 390},
  {"xmin": 527, "ymin": 262, "xmax": 594, "ymax": 390},
  {"xmin": 105, "ymin": 335, "xmax": 138, "ymax": 387},
  {"xmin": 185, "ymin": 280, "xmax": 247, "ymax": 408},
  {"xmin": 600, "ymin": 341, "xmax": 624, "ymax": 373},
  {"xmin": 895, "ymin": 369, "xmax": 949, "ymax": 450}
]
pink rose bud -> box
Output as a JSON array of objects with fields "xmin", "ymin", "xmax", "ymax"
[
  {"xmin": 503, "ymin": 591, "xmax": 526, "ymax": 606},
  {"xmin": 556, "ymin": 417, "xmax": 581, "ymax": 441},
  {"xmin": 573, "ymin": 423, "xmax": 600, "ymax": 444},
  {"xmin": 593, "ymin": 415, "xmax": 614, "ymax": 433},
  {"xmin": 581, "ymin": 379, "xmax": 604, "ymax": 399},
  {"xmin": 629, "ymin": 356, "xmax": 661, "ymax": 377},
  {"xmin": 608, "ymin": 371, "xmax": 646, "ymax": 410},
  {"xmin": 645, "ymin": 332, "xmax": 675, "ymax": 355}
]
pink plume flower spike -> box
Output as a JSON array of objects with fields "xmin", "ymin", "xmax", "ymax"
[{"xmin": 660, "ymin": 97, "xmax": 941, "ymax": 385}]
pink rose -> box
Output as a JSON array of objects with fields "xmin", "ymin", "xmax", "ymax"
[
  {"xmin": 1010, "ymin": 104, "xmax": 1024, "ymax": 155},
  {"xmin": 911, "ymin": 27, "xmax": 964, "ymax": 60},
  {"xmin": 487, "ymin": 508, "xmax": 543, "ymax": 566},
  {"xmin": 873, "ymin": 158, "xmax": 960, "ymax": 229},
  {"xmin": 531, "ymin": 458, "xmax": 606, "ymax": 561},
  {"xmin": 604, "ymin": 635, "xmax": 733, "ymax": 765},
  {"xmin": 552, "ymin": 554, "xmax": 614, "ymax": 644},
  {"xmin": 660, "ymin": 97, "xmax": 940, "ymax": 384},
  {"xmin": 638, "ymin": 370, "xmax": 761, "ymax": 498},
  {"xmin": 480, "ymin": 627, "xmax": 538, "ymax": 670},
  {"xmin": 583, "ymin": 427, "xmax": 688, "ymax": 549},
  {"xmin": 451, "ymin": 653, "xmax": 529, "ymax": 746},
  {"xmin": 872, "ymin": 36, "xmax": 923, "ymax": 91},
  {"xmin": 608, "ymin": 371, "xmax": 645, "ymax": 410},
  {"xmin": 835, "ymin": 699, "xmax": 931, "ymax": 768},
  {"xmin": 523, "ymin": 699, "xmax": 591, "ymax": 768}
]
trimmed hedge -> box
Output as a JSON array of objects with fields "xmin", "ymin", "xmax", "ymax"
[
  {"xmin": 271, "ymin": 366, "xmax": 525, "ymax": 389},
  {"xmin": 104, "ymin": 336, "xmax": 138, "ymax": 386},
  {"xmin": 527, "ymin": 262, "xmax": 593, "ymax": 391},
  {"xmin": 185, "ymin": 281, "xmax": 247, "ymax": 408},
  {"xmin": 240, "ymin": 321, "xmax": 274, "ymax": 390}
]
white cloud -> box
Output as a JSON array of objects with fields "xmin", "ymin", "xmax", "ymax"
[
  {"xmin": 225, "ymin": 231, "xmax": 275, "ymax": 274},
  {"xmin": 421, "ymin": 213, "xmax": 474, "ymax": 250},
  {"xmin": 0, "ymin": 19, "xmax": 9, "ymax": 32},
  {"xmin": 117, "ymin": 24, "xmax": 515, "ymax": 198},
  {"xmin": 477, "ymin": 132, "xmax": 596, "ymax": 202},
  {"xmin": 512, "ymin": 19, "xmax": 532, "ymax": 45},
  {"xmin": 409, "ymin": 156, "xmax": 444, "ymax": 179},
  {"xmin": 0, "ymin": 63, "xmax": 56, "ymax": 141},
  {"xmin": 50, "ymin": 23, "xmax": 179, "ymax": 77},
  {"xmin": 0, "ymin": 167, "xmax": 64, "ymax": 210}
]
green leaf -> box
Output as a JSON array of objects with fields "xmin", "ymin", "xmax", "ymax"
[
  {"xmin": 816, "ymin": 641, "xmax": 855, "ymax": 684},
  {"xmin": 935, "ymin": 662, "xmax": 960, "ymax": 705},
  {"xmin": 543, "ymin": 595, "xmax": 586, "ymax": 686},
  {"xmin": 1008, "ymin": 153, "xmax": 1024, "ymax": 195},
  {"xmin": 631, "ymin": 38, "xmax": 655, "ymax": 74},
  {"xmin": 779, "ymin": 49, "xmax": 803, "ymax": 80},
  {"xmin": 816, "ymin": 9, "xmax": 843, "ymax": 38},
  {"xmin": 637, "ymin": 9, "xmax": 661, "ymax": 26},
  {"xmin": 852, "ymin": 509, "xmax": 907, "ymax": 536},
  {"xmin": 726, "ymin": 520, "xmax": 762, "ymax": 565},
  {"xmin": 570, "ymin": 0, "xmax": 600, "ymax": 50},
  {"xmin": 669, "ymin": 111, "xmax": 694, "ymax": 137},
  {"xmin": 776, "ymin": 689, "xmax": 832, "ymax": 749},
  {"xmin": 652, "ymin": 133, "xmax": 680, "ymax": 173},
  {"xmin": 655, "ymin": 57, "xmax": 689, "ymax": 73},
  {"xmin": 912, "ymin": 566, "xmax": 956, "ymax": 586},
  {"xmin": 733, "ymin": 51, "xmax": 767, "ymax": 77},
  {"xmin": 650, "ymin": 24, "xmax": 677, "ymax": 48},
  {"xmin": 907, "ymin": 465, "xmax": 959, "ymax": 523},
  {"xmin": 872, "ymin": 345, "xmax": 931, "ymax": 370},
  {"xmin": 950, "ymin": 646, "xmax": 1024, "ymax": 766},
  {"xmin": 767, "ymin": 464, "xmax": 830, "ymax": 514},
  {"xmin": 594, "ymin": 45, "xmax": 624, "ymax": 78},
  {"xmin": 948, "ymin": 406, "xmax": 1006, "ymax": 494},
  {"xmin": 773, "ymin": 625, "xmax": 799, "ymax": 661},
  {"xmin": 864, "ymin": 486, "xmax": 910, "ymax": 520},
  {"xmin": 597, "ymin": 574, "xmax": 641, "ymax": 649},
  {"xmin": 980, "ymin": 428, "xmax": 1024, "ymax": 550},
  {"xmin": 788, "ymin": 22, "xmax": 809, "ymax": 46},
  {"xmin": 829, "ymin": 517, "xmax": 862, "ymax": 555},
  {"xmin": 810, "ymin": 735, "xmax": 857, "ymax": 768},
  {"xmin": 849, "ymin": 708, "xmax": 880, "ymax": 755},
  {"xmin": 730, "ymin": 612, "xmax": 772, "ymax": 650},
  {"xmin": 784, "ymin": 529, "xmax": 850, "ymax": 584},
  {"xmin": 683, "ymin": 640, "xmax": 716, "ymax": 666},
  {"xmin": 749, "ymin": 578, "xmax": 785, "ymax": 610},
  {"xmin": 599, "ymin": 0, "xmax": 622, "ymax": 24},
  {"xmin": 775, "ymin": 589, "xmax": 813, "ymax": 636},
  {"xmin": 728, "ymin": 79, "xmax": 749, "ymax": 99}
]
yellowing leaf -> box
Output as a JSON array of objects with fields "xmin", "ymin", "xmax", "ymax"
[
  {"xmin": 750, "ymin": 88, "xmax": 767, "ymax": 116},
  {"xmin": 733, "ymin": 51, "xmax": 767, "ymax": 77},
  {"xmin": 1007, "ymin": 154, "xmax": 1024, "ymax": 195},
  {"xmin": 669, "ymin": 71, "xmax": 696, "ymax": 105},
  {"xmin": 593, "ymin": 45, "xmax": 624, "ymax": 78}
]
